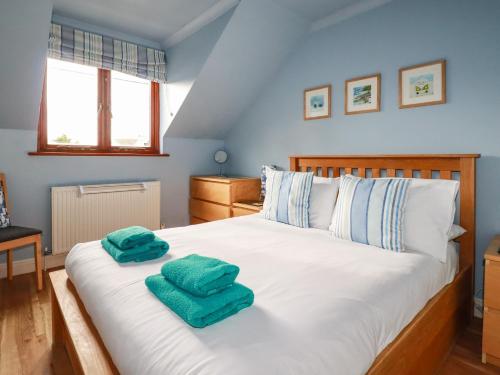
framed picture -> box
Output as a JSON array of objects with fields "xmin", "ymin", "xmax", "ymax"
[
  {"xmin": 345, "ymin": 73, "xmax": 381, "ymax": 115},
  {"xmin": 399, "ymin": 59, "xmax": 446, "ymax": 109},
  {"xmin": 304, "ymin": 84, "xmax": 331, "ymax": 120}
]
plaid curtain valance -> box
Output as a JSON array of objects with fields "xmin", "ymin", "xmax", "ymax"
[{"xmin": 48, "ymin": 23, "xmax": 167, "ymax": 83}]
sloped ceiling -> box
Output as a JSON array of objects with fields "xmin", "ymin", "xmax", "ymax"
[
  {"xmin": 273, "ymin": 0, "xmax": 360, "ymax": 21},
  {"xmin": 164, "ymin": 0, "xmax": 393, "ymax": 139},
  {"xmin": 165, "ymin": 0, "xmax": 309, "ymax": 139},
  {"xmin": 0, "ymin": 0, "xmax": 52, "ymax": 130},
  {"xmin": 161, "ymin": 8, "xmax": 235, "ymax": 138},
  {"xmin": 51, "ymin": 0, "xmax": 221, "ymax": 43}
]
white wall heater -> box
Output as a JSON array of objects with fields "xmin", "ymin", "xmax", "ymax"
[{"xmin": 51, "ymin": 181, "xmax": 161, "ymax": 255}]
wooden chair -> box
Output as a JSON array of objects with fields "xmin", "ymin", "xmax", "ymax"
[{"xmin": 0, "ymin": 173, "xmax": 43, "ymax": 290}]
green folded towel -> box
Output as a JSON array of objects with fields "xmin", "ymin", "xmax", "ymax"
[
  {"xmin": 145, "ymin": 274, "xmax": 253, "ymax": 328},
  {"xmin": 101, "ymin": 237, "xmax": 168, "ymax": 263},
  {"xmin": 161, "ymin": 254, "xmax": 239, "ymax": 297},
  {"xmin": 107, "ymin": 226, "xmax": 155, "ymax": 250}
]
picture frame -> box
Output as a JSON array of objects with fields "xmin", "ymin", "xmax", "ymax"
[
  {"xmin": 304, "ymin": 84, "xmax": 331, "ymax": 120},
  {"xmin": 345, "ymin": 73, "xmax": 381, "ymax": 115},
  {"xmin": 399, "ymin": 59, "xmax": 446, "ymax": 109}
]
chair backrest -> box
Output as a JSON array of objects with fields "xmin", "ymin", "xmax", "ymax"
[{"xmin": 0, "ymin": 173, "xmax": 9, "ymax": 212}]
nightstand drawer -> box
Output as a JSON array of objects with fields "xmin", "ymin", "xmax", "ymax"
[
  {"xmin": 232, "ymin": 202, "xmax": 262, "ymax": 217},
  {"xmin": 190, "ymin": 216, "xmax": 208, "ymax": 225},
  {"xmin": 232, "ymin": 207, "xmax": 256, "ymax": 217},
  {"xmin": 484, "ymin": 307, "xmax": 500, "ymax": 359},
  {"xmin": 485, "ymin": 260, "xmax": 500, "ymax": 310},
  {"xmin": 189, "ymin": 199, "xmax": 231, "ymax": 222},
  {"xmin": 191, "ymin": 179, "xmax": 231, "ymax": 205}
]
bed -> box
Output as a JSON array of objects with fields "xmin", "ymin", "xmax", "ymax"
[{"xmin": 50, "ymin": 154, "xmax": 479, "ymax": 375}]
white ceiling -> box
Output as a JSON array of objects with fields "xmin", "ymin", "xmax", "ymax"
[
  {"xmin": 51, "ymin": 0, "xmax": 222, "ymax": 43},
  {"xmin": 273, "ymin": 0, "xmax": 360, "ymax": 21}
]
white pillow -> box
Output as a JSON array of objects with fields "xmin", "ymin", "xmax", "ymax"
[
  {"xmin": 446, "ymin": 241, "xmax": 460, "ymax": 281},
  {"xmin": 328, "ymin": 177, "xmax": 459, "ymax": 262},
  {"xmin": 448, "ymin": 224, "xmax": 466, "ymax": 241},
  {"xmin": 309, "ymin": 177, "xmax": 340, "ymax": 230},
  {"xmin": 403, "ymin": 178, "xmax": 459, "ymax": 262}
]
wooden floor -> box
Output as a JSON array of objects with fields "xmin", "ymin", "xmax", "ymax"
[
  {"xmin": 0, "ymin": 271, "xmax": 499, "ymax": 375},
  {"xmin": 438, "ymin": 319, "xmax": 500, "ymax": 374},
  {"xmin": 0, "ymin": 270, "xmax": 73, "ymax": 375}
]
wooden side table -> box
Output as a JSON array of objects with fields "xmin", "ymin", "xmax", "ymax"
[
  {"xmin": 482, "ymin": 235, "xmax": 500, "ymax": 367},
  {"xmin": 232, "ymin": 201, "xmax": 263, "ymax": 217},
  {"xmin": 189, "ymin": 176, "xmax": 260, "ymax": 224}
]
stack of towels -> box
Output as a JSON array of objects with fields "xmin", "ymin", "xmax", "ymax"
[
  {"xmin": 146, "ymin": 254, "xmax": 254, "ymax": 328},
  {"xmin": 102, "ymin": 226, "xmax": 169, "ymax": 263}
]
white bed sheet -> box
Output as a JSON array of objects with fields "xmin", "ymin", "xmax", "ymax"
[{"xmin": 65, "ymin": 215, "xmax": 458, "ymax": 375}]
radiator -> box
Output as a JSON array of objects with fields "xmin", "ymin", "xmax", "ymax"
[{"xmin": 51, "ymin": 181, "xmax": 161, "ymax": 255}]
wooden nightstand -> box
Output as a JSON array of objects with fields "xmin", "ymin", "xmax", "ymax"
[
  {"xmin": 232, "ymin": 201, "xmax": 263, "ymax": 217},
  {"xmin": 482, "ymin": 235, "xmax": 500, "ymax": 367},
  {"xmin": 189, "ymin": 176, "xmax": 260, "ymax": 224}
]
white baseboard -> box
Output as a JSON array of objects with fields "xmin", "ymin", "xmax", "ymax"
[
  {"xmin": 0, "ymin": 257, "xmax": 36, "ymax": 278},
  {"xmin": 0, "ymin": 253, "xmax": 67, "ymax": 279}
]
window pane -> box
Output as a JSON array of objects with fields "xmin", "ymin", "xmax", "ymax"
[
  {"xmin": 47, "ymin": 59, "xmax": 98, "ymax": 146},
  {"xmin": 110, "ymin": 71, "xmax": 151, "ymax": 148}
]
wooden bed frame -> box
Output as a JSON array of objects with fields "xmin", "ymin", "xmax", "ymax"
[{"xmin": 50, "ymin": 154, "xmax": 479, "ymax": 375}]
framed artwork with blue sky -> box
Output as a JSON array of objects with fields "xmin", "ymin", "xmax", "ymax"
[
  {"xmin": 345, "ymin": 73, "xmax": 381, "ymax": 115},
  {"xmin": 304, "ymin": 84, "xmax": 331, "ymax": 120}
]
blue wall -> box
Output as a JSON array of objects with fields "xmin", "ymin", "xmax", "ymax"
[
  {"xmin": 225, "ymin": 0, "xmax": 500, "ymax": 294},
  {"xmin": 0, "ymin": 130, "xmax": 223, "ymax": 262},
  {"xmin": 0, "ymin": 0, "xmax": 51, "ymax": 131}
]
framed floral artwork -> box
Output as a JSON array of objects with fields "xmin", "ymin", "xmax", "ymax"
[{"xmin": 399, "ymin": 60, "xmax": 446, "ymax": 109}]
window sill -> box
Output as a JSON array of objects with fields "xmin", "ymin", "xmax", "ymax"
[{"xmin": 28, "ymin": 151, "xmax": 170, "ymax": 157}]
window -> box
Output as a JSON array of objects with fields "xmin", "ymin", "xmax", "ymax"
[{"xmin": 36, "ymin": 58, "xmax": 160, "ymax": 155}]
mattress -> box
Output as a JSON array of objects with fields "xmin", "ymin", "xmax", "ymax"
[{"xmin": 65, "ymin": 215, "xmax": 458, "ymax": 375}]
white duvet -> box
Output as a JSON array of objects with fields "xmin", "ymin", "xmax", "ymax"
[{"xmin": 65, "ymin": 215, "xmax": 457, "ymax": 375}]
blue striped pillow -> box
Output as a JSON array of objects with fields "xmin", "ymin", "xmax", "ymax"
[
  {"xmin": 263, "ymin": 169, "xmax": 314, "ymax": 228},
  {"xmin": 330, "ymin": 175, "xmax": 411, "ymax": 252}
]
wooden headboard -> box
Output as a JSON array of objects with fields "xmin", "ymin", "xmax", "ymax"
[{"xmin": 289, "ymin": 154, "xmax": 480, "ymax": 273}]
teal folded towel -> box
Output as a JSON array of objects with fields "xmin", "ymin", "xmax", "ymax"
[
  {"xmin": 101, "ymin": 237, "xmax": 168, "ymax": 263},
  {"xmin": 145, "ymin": 274, "xmax": 254, "ymax": 328},
  {"xmin": 107, "ymin": 226, "xmax": 155, "ymax": 250},
  {"xmin": 161, "ymin": 254, "xmax": 239, "ymax": 297}
]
